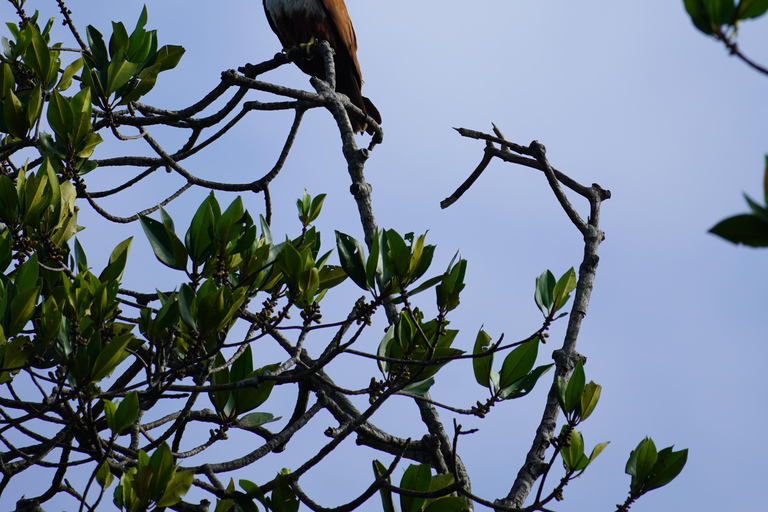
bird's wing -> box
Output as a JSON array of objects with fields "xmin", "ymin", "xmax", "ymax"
[{"xmin": 320, "ymin": 0, "xmax": 362, "ymax": 79}]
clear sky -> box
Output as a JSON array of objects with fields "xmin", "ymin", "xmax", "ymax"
[{"xmin": 1, "ymin": 1, "xmax": 767, "ymax": 511}]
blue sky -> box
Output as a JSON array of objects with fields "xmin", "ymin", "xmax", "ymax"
[{"xmin": 1, "ymin": 1, "xmax": 767, "ymax": 510}]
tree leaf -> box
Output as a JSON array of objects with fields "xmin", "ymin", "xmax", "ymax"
[
  {"xmin": 91, "ymin": 332, "xmax": 133, "ymax": 382},
  {"xmin": 709, "ymin": 213, "xmax": 768, "ymax": 246},
  {"xmin": 498, "ymin": 339, "xmax": 538, "ymax": 390},
  {"xmin": 139, "ymin": 214, "xmax": 187, "ymax": 270},
  {"xmin": 472, "ymin": 329, "xmax": 493, "ymax": 388},
  {"xmin": 564, "ymin": 359, "xmax": 586, "ymax": 416},
  {"xmin": 372, "ymin": 460, "xmax": 396, "ymax": 512}
]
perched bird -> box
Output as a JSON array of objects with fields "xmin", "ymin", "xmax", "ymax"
[{"xmin": 263, "ymin": 0, "xmax": 381, "ymax": 134}]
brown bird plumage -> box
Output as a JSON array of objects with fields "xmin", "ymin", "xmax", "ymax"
[{"xmin": 263, "ymin": 0, "xmax": 381, "ymax": 134}]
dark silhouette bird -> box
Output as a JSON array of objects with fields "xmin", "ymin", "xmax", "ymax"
[{"xmin": 263, "ymin": 0, "xmax": 381, "ymax": 134}]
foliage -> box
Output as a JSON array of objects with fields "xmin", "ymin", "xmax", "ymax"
[{"xmin": 0, "ymin": 3, "xmax": 685, "ymax": 512}]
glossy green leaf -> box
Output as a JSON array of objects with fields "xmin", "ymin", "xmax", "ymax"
[
  {"xmin": 99, "ymin": 237, "xmax": 132, "ymax": 283},
  {"xmin": 0, "ymin": 230, "xmax": 12, "ymax": 273},
  {"xmin": 0, "ymin": 336, "xmax": 32, "ymax": 383},
  {"xmin": 336, "ymin": 231, "xmax": 368, "ymax": 291},
  {"xmin": 498, "ymin": 339, "xmax": 538, "ymax": 390},
  {"xmin": 156, "ymin": 469, "xmax": 193, "ymax": 507},
  {"xmin": 534, "ymin": 269, "xmax": 556, "ymax": 314},
  {"xmin": 472, "ymin": 329, "xmax": 493, "ymax": 388},
  {"xmin": 372, "ymin": 460, "xmax": 396, "ymax": 512},
  {"xmin": 423, "ymin": 496, "xmax": 468, "ymax": 512},
  {"xmin": 91, "ymin": 332, "xmax": 133, "ymax": 382},
  {"xmin": 499, "ymin": 363, "xmax": 554, "ymax": 399},
  {"xmin": 400, "ymin": 464, "xmax": 432, "ymax": 512},
  {"xmin": 644, "ymin": 447, "xmax": 688, "ymax": 492},
  {"xmin": 25, "ymin": 83, "xmax": 42, "ymax": 127},
  {"xmin": 564, "ymin": 359, "xmax": 586, "ymax": 416},
  {"xmin": 709, "ymin": 213, "xmax": 768, "ymax": 246},
  {"xmin": 96, "ymin": 460, "xmax": 114, "ymax": 489},
  {"xmin": 109, "ymin": 22, "xmax": 130, "ymax": 57},
  {"xmin": 178, "ymin": 283, "xmax": 197, "ymax": 330},
  {"xmin": 3, "ymin": 89, "xmax": 28, "ymax": 138},
  {"xmin": 113, "ymin": 391, "xmax": 139, "ymax": 435},
  {"xmin": 58, "ymin": 57, "xmax": 83, "ymax": 90},
  {"xmin": 86, "ymin": 25, "xmax": 109, "ymax": 70},
  {"xmin": 47, "ymin": 90, "xmax": 73, "ymax": 140},
  {"xmin": 14, "ymin": 251, "xmax": 39, "ymax": 292},
  {"xmin": 239, "ymin": 412, "xmax": 279, "ymax": 430},
  {"xmin": 8, "ymin": 286, "xmax": 40, "ymax": 337},
  {"xmin": 400, "ymin": 377, "xmax": 435, "ymax": 397},
  {"xmin": 139, "ymin": 214, "xmax": 187, "ymax": 270},
  {"xmin": 386, "ymin": 229, "xmax": 411, "ymax": 279},
  {"xmin": 22, "ymin": 24, "xmax": 54, "ymax": 85},
  {"xmin": 580, "ymin": 381, "xmax": 601, "ymax": 421},
  {"xmin": 185, "ymin": 195, "xmax": 216, "ymax": 266},
  {"xmin": 235, "ymin": 365, "xmax": 278, "ymax": 415},
  {"xmin": 271, "ymin": 473, "xmax": 299, "ymax": 512},
  {"xmin": 626, "ymin": 437, "xmax": 657, "ymax": 491},
  {"xmin": 552, "ymin": 267, "xmax": 576, "ymax": 311},
  {"xmin": 154, "ymin": 44, "xmax": 185, "ymax": 71},
  {"xmin": 684, "ymin": 0, "xmax": 715, "ymax": 33}
]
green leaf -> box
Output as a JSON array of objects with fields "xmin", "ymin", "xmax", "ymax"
[
  {"xmin": 498, "ymin": 339, "xmax": 538, "ymax": 390},
  {"xmin": 156, "ymin": 469, "xmax": 194, "ymax": 507},
  {"xmin": 148, "ymin": 443, "xmax": 175, "ymax": 498},
  {"xmin": 185, "ymin": 195, "xmax": 216, "ymax": 266},
  {"xmin": 239, "ymin": 412, "xmax": 279, "ymax": 430},
  {"xmin": 684, "ymin": 0, "xmax": 715, "ymax": 33},
  {"xmin": 96, "ymin": 460, "xmax": 114, "ymax": 489},
  {"xmin": 400, "ymin": 464, "xmax": 432, "ymax": 512},
  {"xmin": 86, "ymin": 25, "xmax": 109, "ymax": 70},
  {"xmin": 626, "ymin": 438, "xmax": 658, "ymax": 492},
  {"xmin": 644, "ymin": 447, "xmax": 688, "ymax": 492},
  {"xmin": 580, "ymin": 381, "xmax": 601, "ymax": 421},
  {"xmin": 386, "ymin": 229, "xmax": 411, "ymax": 279},
  {"xmin": 271, "ymin": 473, "xmax": 299, "ymax": 512},
  {"xmin": 140, "ymin": 214, "xmax": 187, "ymax": 270},
  {"xmin": 589, "ymin": 441, "xmax": 610, "ymax": 463},
  {"xmin": 99, "ymin": 237, "xmax": 132, "ymax": 283},
  {"xmin": 109, "ymin": 22, "xmax": 130, "ymax": 57},
  {"xmin": 500, "ymin": 363, "xmax": 554, "ymax": 399},
  {"xmin": 47, "ymin": 90, "xmax": 73, "ymax": 140},
  {"xmin": 0, "ymin": 231, "xmax": 12, "ymax": 273},
  {"xmin": 58, "ymin": 57, "xmax": 83, "ymax": 91},
  {"xmin": 26, "ymin": 83, "xmax": 42, "ymax": 127},
  {"xmin": 178, "ymin": 283, "xmax": 197, "ymax": 330},
  {"xmin": 14, "ymin": 251, "xmax": 39, "ymax": 292},
  {"xmin": 0, "ymin": 336, "xmax": 32, "ymax": 383},
  {"xmin": 91, "ymin": 332, "xmax": 133, "ymax": 382},
  {"xmin": 103, "ymin": 398, "xmax": 117, "ymax": 431},
  {"xmin": 709, "ymin": 213, "xmax": 768, "ymax": 246},
  {"xmin": 400, "ymin": 377, "xmax": 435, "ymax": 397},
  {"xmin": 372, "ymin": 460, "xmax": 396, "ymax": 512},
  {"xmin": 336, "ymin": 231, "xmax": 368, "ymax": 291},
  {"xmin": 534, "ymin": 269, "xmax": 556, "ymax": 314},
  {"xmin": 552, "ymin": 267, "xmax": 576, "ymax": 311},
  {"xmin": 113, "ymin": 391, "xmax": 139, "ymax": 435},
  {"xmin": 22, "ymin": 24, "xmax": 53, "ymax": 85},
  {"xmin": 564, "ymin": 359, "xmax": 586, "ymax": 416},
  {"xmin": 235, "ymin": 364, "xmax": 279, "ymax": 415},
  {"xmin": 709, "ymin": 0, "xmax": 736, "ymax": 25},
  {"xmin": 423, "ymin": 496, "xmax": 468, "ymax": 512},
  {"xmin": 472, "ymin": 329, "xmax": 493, "ymax": 388},
  {"xmin": 307, "ymin": 193, "xmax": 326, "ymax": 223},
  {"xmin": 3, "ymin": 89, "xmax": 28, "ymax": 138},
  {"xmin": 154, "ymin": 45, "xmax": 185, "ymax": 71},
  {"xmin": 8, "ymin": 286, "xmax": 40, "ymax": 337}
]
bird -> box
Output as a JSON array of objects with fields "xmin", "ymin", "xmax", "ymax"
[{"xmin": 262, "ymin": 0, "xmax": 381, "ymax": 134}]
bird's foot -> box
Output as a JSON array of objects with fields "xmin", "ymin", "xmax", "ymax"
[{"xmin": 285, "ymin": 36, "xmax": 317, "ymax": 60}]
